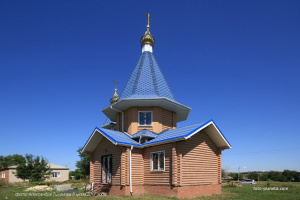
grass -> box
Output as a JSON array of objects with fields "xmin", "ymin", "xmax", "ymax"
[{"xmin": 0, "ymin": 181, "xmax": 299, "ymax": 200}]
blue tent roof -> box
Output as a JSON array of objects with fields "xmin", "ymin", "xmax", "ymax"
[{"xmin": 120, "ymin": 52, "xmax": 175, "ymax": 101}]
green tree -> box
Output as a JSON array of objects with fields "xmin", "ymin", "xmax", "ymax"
[
  {"xmin": 222, "ymin": 169, "xmax": 226, "ymax": 179},
  {"xmin": 0, "ymin": 154, "xmax": 25, "ymax": 168},
  {"xmin": 229, "ymin": 173, "xmax": 243, "ymax": 180},
  {"xmin": 260, "ymin": 173, "xmax": 268, "ymax": 181},
  {"xmin": 283, "ymin": 170, "xmax": 299, "ymax": 181},
  {"xmin": 69, "ymin": 169, "xmax": 82, "ymax": 180},
  {"xmin": 268, "ymin": 171, "xmax": 285, "ymax": 181},
  {"xmin": 248, "ymin": 172, "xmax": 258, "ymax": 180},
  {"xmin": 76, "ymin": 147, "xmax": 90, "ymax": 179},
  {"xmin": 15, "ymin": 154, "xmax": 51, "ymax": 182}
]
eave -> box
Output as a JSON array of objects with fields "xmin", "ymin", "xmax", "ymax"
[{"xmin": 102, "ymin": 97, "xmax": 191, "ymax": 122}]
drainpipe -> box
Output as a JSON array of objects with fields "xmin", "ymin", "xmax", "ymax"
[
  {"xmin": 129, "ymin": 145, "xmax": 133, "ymax": 195},
  {"xmin": 110, "ymin": 105, "xmax": 124, "ymax": 132}
]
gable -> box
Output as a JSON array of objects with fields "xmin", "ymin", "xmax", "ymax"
[
  {"xmin": 186, "ymin": 121, "xmax": 231, "ymax": 149},
  {"xmin": 142, "ymin": 120, "xmax": 231, "ymax": 149},
  {"xmin": 82, "ymin": 120, "xmax": 231, "ymax": 154}
]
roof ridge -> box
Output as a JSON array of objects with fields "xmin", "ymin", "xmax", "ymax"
[
  {"xmin": 148, "ymin": 52, "xmax": 159, "ymax": 96},
  {"xmin": 132, "ymin": 52, "xmax": 146, "ymax": 95},
  {"xmin": 150, "ymin": 53, "xmax": 175, "ymax": 100},
  {"xmin": 174, "ymin": 119, "xmax": 211, "ymax": 130},
  {"xmin": 99, "ymin": 127, "xmax": 133, "ymax": 139}
]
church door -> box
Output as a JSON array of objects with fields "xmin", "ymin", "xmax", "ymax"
[{"xmin": 102, "ymin": 155, "xmax": 112, "ymax": 184}]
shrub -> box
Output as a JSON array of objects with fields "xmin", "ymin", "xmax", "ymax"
[
  {"xmin": 223, "ymin": 181, "xmax": 238, "ymax": 187},
  {"xmin": 0, "ymin": 179, "xmax": 6, "ymax": 187}
]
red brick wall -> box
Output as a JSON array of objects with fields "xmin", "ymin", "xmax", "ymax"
[
  {"xmin": 104, "ymin": 184, "xmax": 221, "ymax": 198},
  {"xmin": 178, "ymin": 184, "xmax": 221, "ymax": 198},
  {"xmin": 0, "ymin": 169, "xmax": 9, "ymax": 183}
]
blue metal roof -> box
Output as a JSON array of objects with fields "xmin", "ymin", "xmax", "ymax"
[
  {"xmin": 94, "ymin": 120, "xmax": 211, "ymax": 147},
  {"xmin": 83, "ymin": 119, "xmax": 231, "ymax": 150},
  {"xmin": 142, "ymin": 120, "xmax": 211, "ymax": 145},
  {"xmin": 130, "ymin": 129, "xmax": 158, "ymax": 139},
  {"xmin": 96, "ymin": 127, "xmax": 142, "ymax": 146},
  {"xmin": 102, "ymin": 118, "xmax": 114, "ymax": 126},
  {"xmin": 120, "ymin": 52, "xmax": 175, "ymax": 101}
]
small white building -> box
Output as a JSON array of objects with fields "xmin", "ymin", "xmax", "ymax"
[{"xmin": 0, "ymin": 163, "xmax": 69, "ymax": 183}]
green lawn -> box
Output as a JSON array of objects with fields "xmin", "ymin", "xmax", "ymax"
[{"xmin": 0, "ymin": 182, "xmax": 299, "ymax": 200}]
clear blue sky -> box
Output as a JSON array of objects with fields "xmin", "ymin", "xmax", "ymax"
[{"xmin": 1, "ymin": 0, "xmax": 299, "ymax": 172}]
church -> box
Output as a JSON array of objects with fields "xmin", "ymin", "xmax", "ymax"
[{"xmin": 82, "ymin": 14, "xmax": 231, "ymax": 198}]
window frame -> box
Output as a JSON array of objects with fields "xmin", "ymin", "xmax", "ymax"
[
  {"xmin": 150, "ymin": 150, "xmax": 165, "ymax": 172},
  {"xmin": 101, "ymin": 154, "xmax": 112, "ymax": 184},
  {"xmin": 138, "ymin": 111, "xmax": 153, "ymax": 126},
  {"xmin": 51, "ymin": 172, "xmax": 61, "ymax": 178}
]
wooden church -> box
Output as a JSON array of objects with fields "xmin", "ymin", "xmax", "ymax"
[{"xmin": 82, "ymin": 14, "xmax": 231, "ymax": 198}]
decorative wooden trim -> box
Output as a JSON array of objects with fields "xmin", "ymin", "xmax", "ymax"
[
  {"xmin": 178, "ymin": 142, "xmax": 182, "ymax": 186},
  {"xmin": 171, "ymin": 143, "xmax": 176, "ymax": 186},
  {"xmin": 126, "ymin": 147, "xmax": 130, "ymax": 185}
]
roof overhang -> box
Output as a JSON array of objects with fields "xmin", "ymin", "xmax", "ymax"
[
  {"xmin": 82, "ymin": 128, "xmax": 143, "ymax": 154},
  {"xmin": 82, "ymin": 120, "xmax": 231, "ymax": 153},
  {"xmin": 102, "ymin": 97, "xmax": 191, "ymax": 122},
  {"xmin": 143, "ymin": 120, "xmax": 231, "ymax": 149},
  {"xmin": 82, "ymin": 128, "xmax": 105, "ymax": 153},
  {"xmin": 184, "ymin": 120, "xmax": 232, "ymax": 149}
]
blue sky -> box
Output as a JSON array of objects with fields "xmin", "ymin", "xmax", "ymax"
[{"xmin": 1, "ymin": 0, "xmax": 299, "ymax": 172}]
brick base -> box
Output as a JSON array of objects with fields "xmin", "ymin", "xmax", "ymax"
[
  {"xmin": 95, "ymin": 184, "xmax": 221, "ymax": 198},
  {"xmin": 178, "ymin": 184, "xmax": 221, "ymax": 198}
]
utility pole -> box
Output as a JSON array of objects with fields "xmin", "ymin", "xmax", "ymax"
[{"xmin": 238, "ymin": 167, "xmax": 240, "ymax": 181}]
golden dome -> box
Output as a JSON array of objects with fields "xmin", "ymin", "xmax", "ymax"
[
  {"xmin": 110, "ymin": 88, "xmax": 119, "ymax": 104},
  {"xmin": 141, "ymin": 29, "xmax": 155, "ymax": 47},
  {"xmin": 110, "ymin": 80, "xmax": 119, "ymax": 104}
]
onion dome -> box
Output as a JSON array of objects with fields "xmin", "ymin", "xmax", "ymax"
[
  {"xmin": 110, "ymin": 80, "xmax": 119, "ymax": 104},
  {"xmin": 141, "ymin": 28, "xmax": 155, "ymax": 47},
  {"xmin": 141, "ymin": 13, "xmax": 155, "ymax": 51},
  {"xmin": 110, "ymin": 89, "xmax": 119, "ymax": 104}
]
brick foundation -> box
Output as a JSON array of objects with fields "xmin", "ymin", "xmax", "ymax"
[
  {"xmin": 178, "ymin": 184, "xmax": 221, "ymax": 198},
  {"xmin": 94, "ymin": 184, "xmax": 221, "ymax": 198}
]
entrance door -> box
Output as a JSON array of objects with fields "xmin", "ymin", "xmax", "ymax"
[{"xmin": 102, "ymin": 155, "xmax": 112, "ymax": 183}]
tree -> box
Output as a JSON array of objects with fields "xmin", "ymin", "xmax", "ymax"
[
  {"xmin": 69, "ymin": 169, "xmax": 82, "ymax": 180},
  {"xmin": 283, "ymin": 170, "xmax": 299, "ymax": 181},
  {"xmin": 15, "ymin": 154, "xmax": 51, "ymax": 182},
  {"xmin": 260, "ymin": 173, "xmax": 268, "ymax": 181},
  {"xmin": 248, "ymin": 172, "xmax": 258, "ymax": 180},
  {"xmin": 0, "ymin": 154, "xmax": 25, "ymax": 168},
  {"xmin": 222, "ymin": 169, "xmax": 226, "ymax": 179},
  {"xmin": 268, "ymin": 171, "xmax": 287, "ymax": 181},
  {"xmin": 229, "ymin": 173, "xmax": 244, "ymax": 180},
  {"xmin": 76, "ymin": 147, "xmax": 90, "ymax": 179}
]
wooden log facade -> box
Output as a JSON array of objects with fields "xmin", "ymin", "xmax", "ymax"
[{"xmin": 89, "ymin": 129, "xmax": 223, "ymax": 198}]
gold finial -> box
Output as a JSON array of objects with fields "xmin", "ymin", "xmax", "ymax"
[
  {"xmin": 145, "ymin": 13, "xmax": 152, "ymax": 31},
  {"xmin": 141, "ymin": 13, "xmax": 155, "ymax": 48},
  {"xmin": 110, "ymin": 80, "xmax": 119, "ymax": 104},
  {"xmin": 113, "ymin": 79, "xmax": 119, "ymax": 89}
]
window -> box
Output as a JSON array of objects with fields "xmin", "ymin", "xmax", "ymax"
[
  {"xmin": 138, "ymin": 111, "xmax": 152, "ymax": 126},
  {"xmin": 51, "ymin": 172, "xmax": 60, "ymax": 178},
  {"xmin": 102, "ymin": 155, "xmax": 112, "ymax": 183},
  {"xmin": 151, "ymin": 151, "xmax": 165, "ymax": 171},
  {"xmin": 1, "ymin": 172, "xmax": 5, "ymax": 178}
]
